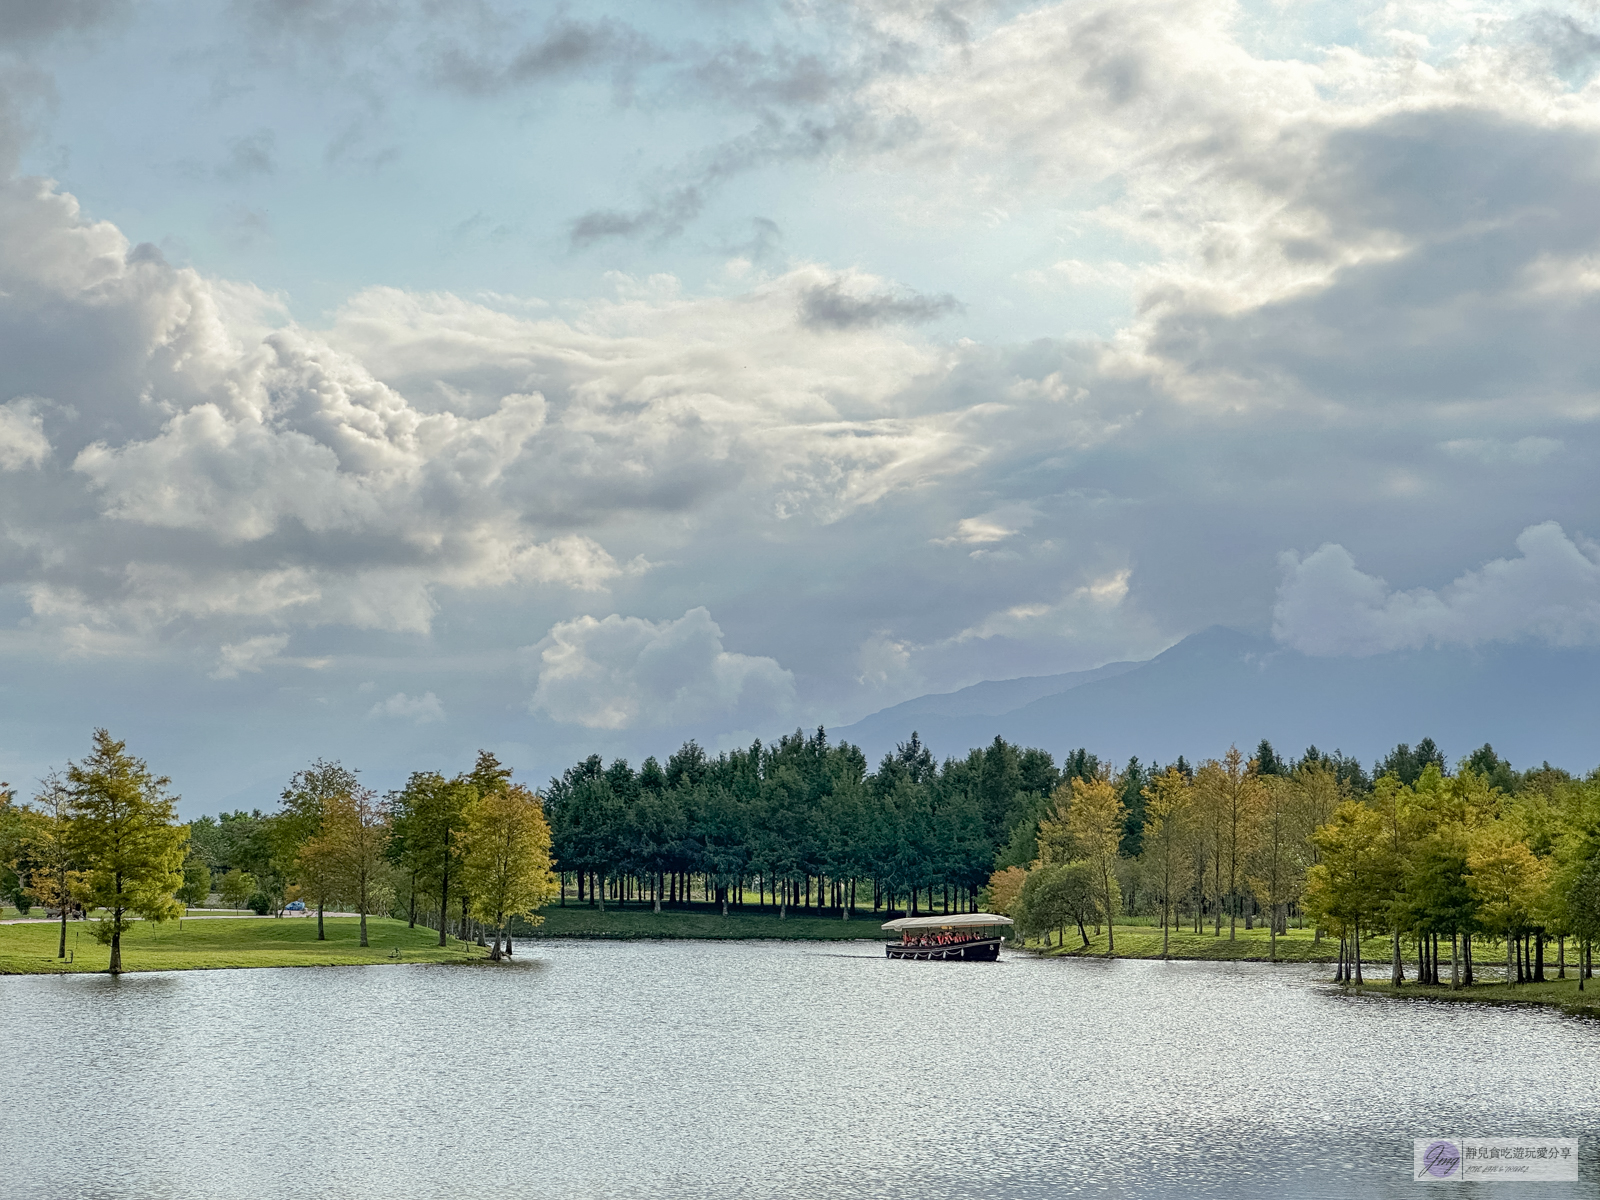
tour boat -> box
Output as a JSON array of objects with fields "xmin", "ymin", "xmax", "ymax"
[{"xmin": 881, "ymin": 912, "xmax": 1013, "ymax": 961}]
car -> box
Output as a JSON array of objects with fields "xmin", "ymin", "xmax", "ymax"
[{"xmin": 284, "ymin": 900, "xmax": 307, "ymax": 913}]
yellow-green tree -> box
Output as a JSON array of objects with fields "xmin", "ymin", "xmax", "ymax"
[
  {"xmin": 1141, "ymin": 767, "xmax": 1193, "ymax": 958},
  {"xmin": 984, "ymin": 865, "xmax": 1028, "ymax": 916},
  {"xmin": 1307, "ymin": 800, "xmax": 1387, "ymax": 984},
  {"xmin": 1194, "ymin": 746, "xmax": 1265, "ymax": 941},
  {"xmin": 1467, "ymin": 826, "xmax": 1548, "ymax": 985},
  {"xmin": 65, "ymin": 730, "xmax": 188, "ymax": 974},
  {"xmin": 1248, "ymin": 773, "xmax": 1307, "ymax": 963},
  {"xmin": 281, "ymin": 760, "xmax": 361, "ymax": 941},
  {"xmin": 1066, "ymin": 776, "xmax": 1125, "ymax": 952},
  {"xmin": 24, "ymin": 772, "xmax": 83, "ymax": 959},
  {"xmin": 1035, "ymin": 781, "xmax": 1078, "ymax": 866},
  {"xmin": 461, "ymin": 783, "xmax": 558, "ymax": 961}
]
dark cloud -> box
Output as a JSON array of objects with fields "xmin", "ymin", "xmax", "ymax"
[
  {"xmin": 432, "ymin": 17, "xmax": 661, "ymax": 96},
  {"xmin": 218, "ymin": 130, "xmax": 276, "ymax": 180},
  {"xmin": 799, "ymin": 281, "xmax": 962, "ymax": 330},
  {"xmin": 569, "ymin": 186, "xmax": 705, "ymax": 248},
  {"xmin": 0, "ymin": 0, "xmax": 125, "ymax": 44}
]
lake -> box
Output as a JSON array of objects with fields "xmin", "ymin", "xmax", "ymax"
[{"xmin": 1, "ymin": 940, "xmax": 1594, "ymax": 1199}]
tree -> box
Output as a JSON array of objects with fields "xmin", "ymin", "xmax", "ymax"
[
  {"xmin": 219, "ymin": 868, "xmax": 255, "ymax": 911},
  {"xmin": 24, "ymin": 772, "xmax": 82, "ymax": 958},
  {"xmin": 1016, "ymin": 862, "xmax": 1096, "ymax": 947},
  {"xmin": 1194, "ymin": 747, "xmax": 1265, "ymax": 940},
  {"xmin": 462, "ymin": 783, "xmax": 558, "ymax": 960},
  {"xmin": 65, "ymin": 730, "xmax": 188, "ymax": 974},
  {"xmin": 280, "ymin": 760, "xmax": 361, "ymax": 940},
  {"xmin": 1141, "ymin": 768, "xmax": 1194, "ymax": 958},
  {"xmin": 985, "ymin": 865, "xmax": 1028, "ymax": 916},
  {"xmin": 1468, "ymin": 827, "xmax": 1548, "ymax": 985},
  {"xmin": 1248, "ymin": 774, "xmax": 1306, "ymax": 961},
  {"xmin": 1066, "ymin": 776, "xmax": 1125, "ymax": 952},
  {"xmin": 178, "ymin": 857, "xmax": 211, "ymax": 908},
  {"xmin": 393, "ymin": 772, "xmax": 474, "ymax": 945},
  {"xmin": 318, "ymin": 786, "xmax": 392, "ymax": 948}
]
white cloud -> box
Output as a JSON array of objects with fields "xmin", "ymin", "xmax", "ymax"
[
  {"xmin": 935, "ymin": 503, "xmax": 1039, "ymax": 546},
  {"xmin": 0, "ymin": 398, "xmax": 49, "ymax": 469},
  {"xmin": 529, "ymin": 606, "xmax": 794, "ymax": 729},
  {"xmin": 210, "ymin": 634, "xmax": 290, "ymax": 679},
  {"xmin": 1273, "ymin": 522, "xmax": 1600, "ymax": 657},
  {"xmin": 368, "ymin": 691, "xmax": 446, "ymax": 723}
]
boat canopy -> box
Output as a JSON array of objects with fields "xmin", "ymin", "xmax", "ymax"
[{"xmin": 880, "ymin": 912, "xmax": 1014, "ymax": 932}]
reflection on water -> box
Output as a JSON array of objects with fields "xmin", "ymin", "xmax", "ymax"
[{"xmin": 2, "ymin": 942, "xmax": 1595, "ymax": 1199}]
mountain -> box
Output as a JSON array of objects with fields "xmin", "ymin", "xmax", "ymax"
[{"xmin": 833, "ymin": 627, "xmax": 1600, "ymax": 772}]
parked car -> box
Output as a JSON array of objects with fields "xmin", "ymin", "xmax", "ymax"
[{"xmin": 284, "ymin": 900, "xmax": 307, "ymax": 913}]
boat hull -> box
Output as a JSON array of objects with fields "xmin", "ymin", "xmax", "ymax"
[{"xmin": 885, "ymin": 937, "xmax": 1002, "ymax": 961}]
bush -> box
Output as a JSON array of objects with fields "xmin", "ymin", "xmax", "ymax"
[
  {"xmin": 10, "ymin": 889, "xmax": 31, "ymax": 917},
  {"xmin": 246, "ymin": 892, "xmax": 271, "ymax": 916}
]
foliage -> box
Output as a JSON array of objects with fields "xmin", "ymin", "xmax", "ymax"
[{"xmin": 65, "ymin": 730, "xmax": 188, "ymax": 972}]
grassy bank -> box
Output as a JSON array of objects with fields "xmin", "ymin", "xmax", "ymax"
[
  {"xmin": 1022, "ymin": 923, "xmax": 1392, "ymax": 964},
  {"xmin": 0, "ymin": 915, "xmax": 487, "ymax": 975},
  {"xmin": 519, "ymin": 902, "xmax": 894, "ymax": 941},
  {"xmin": 1358, "ymin": 977, "xmax": 1600, "ymax": 1017}
]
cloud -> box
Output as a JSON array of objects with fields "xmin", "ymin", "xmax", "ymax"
[
  {"xmin": 0, "ymin": 398, "xmax": 50, "ymax": 469},
  {"xmin": 210, "ymin": 633, "xmax": 289, "ymax": 679},
  {"xmin": 433, "ymin": 17, "xmax": 661, "ymax": 96},
  {"xmin": 799, "ymin": 278, "xmax": 962, "ymax": 330},
  {"xmin": 529, "ymin": 606, "xmax": 794, "ymax": 729},
  {"xmin": 935, "ymin": 504, "xmax": 1039, "ymax": 546},
  {"xmin": 219, "ymin": 130, "xmax": 276, "ymax": 181},
  {"xmin": 368, "ymin": 690, "xmax": 445, "ymax": 723},
  {"xmin": 1273, "ymin": 523, "xmax": 1600, "ymax": 657},
  {"xmin": 0, "ymin": 0, "xmax": 124, "ymax": 44}
]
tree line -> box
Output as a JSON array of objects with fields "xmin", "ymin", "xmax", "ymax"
[
  {"xmin": 542, "ymin": 727, "xmax": 1600, "ymax": 988},
  {"xmin": 0, "ymin": 732, "xmax": 558, "ymax": 971}
]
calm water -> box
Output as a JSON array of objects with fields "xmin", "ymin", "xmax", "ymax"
[{"xmin": 1, "ymin": 941, "xmax": 1595, "ymax": 1199}]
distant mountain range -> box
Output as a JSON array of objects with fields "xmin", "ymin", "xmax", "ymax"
[{"xmin": 833, "ymin": 627, "xmax": 1600, "ymax": 773}]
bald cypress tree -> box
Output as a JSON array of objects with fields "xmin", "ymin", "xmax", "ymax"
[{"xmin": 66, "ymin": 730, "xmax": 187, "ymax": 974}]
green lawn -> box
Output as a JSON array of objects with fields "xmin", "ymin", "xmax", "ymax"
[
  {"xmin": 0, "ymin": 915, "xmax": 488, "ymax": 975},
  {"xmin": 1022, "ymin": 922, "xmax": 1391, "ymax": 964},
  {"xmin": 520, "ymin": 902, "xmax": 895, "ymax": 941},
  {"xmin": 1360, "ymin": 977, "xmax": 1600, "ymax": 1016}
]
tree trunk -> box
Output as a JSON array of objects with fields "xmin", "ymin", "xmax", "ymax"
[
  {"xmin": 1268, "ymin": 904, "xmax": 1276, "ymax": 962},
  {"xmin": 1353, "ymin": 921, "xmax": 1364, "ymax": 985},
  {"xmin": 318, "ymin": 902, "xmax": 325, "ymax": 941},
  {"xmin": 1391, "ymin": 926, "xmax": 1403, "ymax": 987},
  {"xmin": 596, "ymin": 871, "xmax": 606, "ymax": 914},
  {"xmin": 654, "ymin": 872, "xmax": 661, "ymax": 914},
  {"xmin": 1450, "ymin": 929, "xmax": 1460, "ymax": 990},
  {"xmin": 1535, "ymin": 931, "xmax": 1545, "ymax": 982},
  {"xmin": 1507, "ymin": 929, "xmax": 1516, "ymax": 985},
  {"xmin": 438, "ymin": 863, "xmax": 450, "ymax": 947},
  {"xmin": 58, "ymin": 904, "xmax": 68, "ymax": 959},
  {"xmin": 109, "ymin": 875, "xmax": 125, "ymax": 975},
  {"xmin": 359, "ymin": 897, "xmax": 369, "ymax": 948}
]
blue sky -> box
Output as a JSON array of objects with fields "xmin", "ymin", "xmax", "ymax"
[{"xmin": 2, "ymin": 0, "xmax": 1600, "ymax": 813}]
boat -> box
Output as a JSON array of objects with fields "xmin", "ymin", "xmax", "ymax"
[{"xmin": 881, "ymin": 912, "xmax": 1014, "ymax": 961}]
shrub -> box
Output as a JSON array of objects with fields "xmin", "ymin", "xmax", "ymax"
[{"xmin": 246, "ymin": 892, "xmax": 271, "ymax": 916}]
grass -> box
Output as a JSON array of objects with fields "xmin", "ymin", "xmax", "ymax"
[
  {"xmin": 519, "ymin": 901, "xmax": 895, "ymax": 941},
  {"xmin": 0, "ymin": 915, "xmax": 488, "ymax": 975},
  {"xmin": 1359, "ymin": 976, "xmax": 1600, "ymax": 1017},
  {"xmin": 1021, "ymin": 922, "xmax": 1393, "ymax": 964}
]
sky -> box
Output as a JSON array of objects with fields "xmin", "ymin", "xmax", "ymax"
[{"xmin": 2, "ymin": 0, "xmax": 1600, "ymax": 814}]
